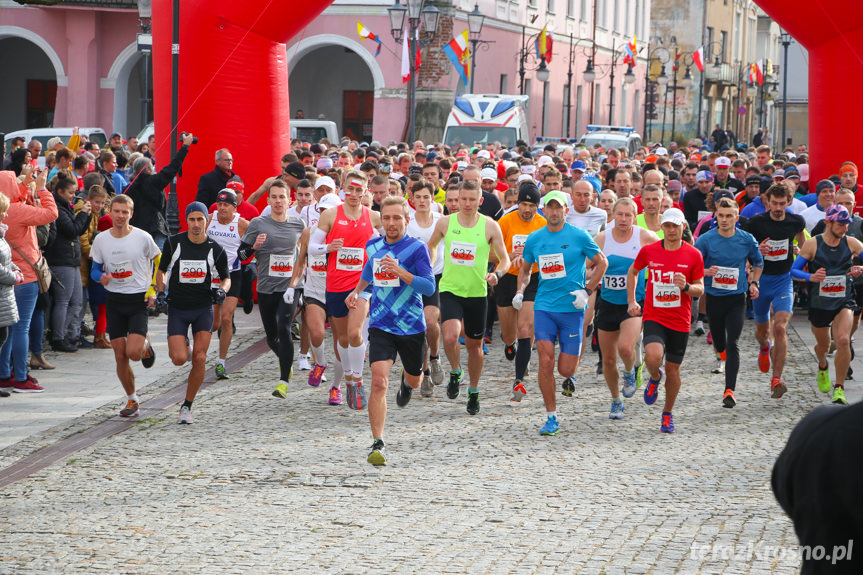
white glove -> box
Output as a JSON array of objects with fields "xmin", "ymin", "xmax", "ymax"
[
  {"xmin": 570, "ymin": 289, "xmax": 589, "ymax": 311},
  {"xmin": 512, "ymin": 292, "xmax": 524, "ymax": 310},
  {"xmin": 283, "ymin": 287, "xmax": 295, "ymax": 304}
]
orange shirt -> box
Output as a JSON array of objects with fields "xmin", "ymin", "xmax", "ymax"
[{"xmin": 498, "ymin": 209, "xmax": 547, "ymax": 275}]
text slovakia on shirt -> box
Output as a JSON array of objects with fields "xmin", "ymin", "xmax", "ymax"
[
  {"xmin": 89, "ymin": 227, "xmax": 161, "ymax": 295},
  {"xmin": 632, "ymin": 240, "xmax": 705, "ymax": 332},
  {"xmin": 159, "ymin": 232, "xmax": 229, "ymax": 310},
  {"xmin": 361, "ymin": 235, "xmax": 434, "ymax": 336}
]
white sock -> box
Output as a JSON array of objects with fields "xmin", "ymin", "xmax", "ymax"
[
  {"xmin": 362, "ymin": 316, "xmax": 369, "ymax": 345},
  {"xmin": 217, "ymin": 358, "xmax": 225, "ymax": 367},
  {"xmin": 128, "ymin": 393, "xmax": 139, "ymax": 402},
  {"xmin": 348, "ymin": 344, "xmax": 366, "ymax": 381},
  {"xmin": 311, "ymin": 342, "xmax": 327, "ymax": 367},
  {"xmin": 337, "ymin": 344, "xmax": 350, "ymax": 378},
  {"xmin": 279, "ymin": 379, "xmax": 289, "ymax": 386},
  {"xmin": 547, "ymin": 411, "xmax": 557, "ymax": 419},
  {"xmin": 333, "ymin": 359, "xmax": 344, "ymax": 388}
]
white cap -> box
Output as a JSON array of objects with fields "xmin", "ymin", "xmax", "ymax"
[
  {"xmin": 714, "ymin": 156, "xmax": 731, "ymax": 168},
  {"xmin": 660, "ymin": 207, "xmax": 686, "ymax": 226},
  {"xmin": 316, "ymin": 193, "xmax": 342, "ymax": 212},
  {"xmin": 477, "ymin": 150, "xmax": 491, "ymax": 159},
  {"xmin": 314, "ymin": 175, "xmax": 336, "ymax": 191},
  {"xmin": 537, "ymin": 155, "xmax": 554, "ymax": 167},
  {"xmin": 481, "ymin": 167, "xmax": 497, "ymax": 181},
  {"xmin": 517, "ymin": 174, "xmax": 534, "ymax": 185},
  {"xmin": 655, "ymin": 147, "xmax": 668, "ymax": 156}
]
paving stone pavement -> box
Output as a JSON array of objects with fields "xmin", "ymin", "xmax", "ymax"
[{"xmin": 0, "ymin": 312, "xmax": 852, "ymax": 574}]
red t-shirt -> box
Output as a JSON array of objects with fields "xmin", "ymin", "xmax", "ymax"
[{"xmin": 632, "ymin": 240, "xmax": 704, "ymax": 332}]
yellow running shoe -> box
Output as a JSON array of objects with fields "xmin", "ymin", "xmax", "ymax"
[
  {"xmin": 272, "ymin": 382, "xmax": 288, "ymax": 399},
  {"xmin": 817, "ymin": 365, "xmax": 832, "ymax": 393}
]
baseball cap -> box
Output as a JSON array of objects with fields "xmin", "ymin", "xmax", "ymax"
[
  {"xmin": 517, "ymin": 181, "xmax": 541, "ymax": 205},
  {"xmin": 826, "ymin": 205, "xmax": 853, "ymax": 224},
  {"xmin": 481, "ymin": 168, "xmax": 497, "ymax": 181},
  {"xmin": 797, "ymin": 164, "xmax": 810, "ymax": 182},
  {"xmin": 783, "ymin": 167, "xmax": 800, "ymax": 180},
  {"xmin": 516, "ymin": 174, "xmax": 534, "ymax": 185},
  {"xmin": 315, "ymin": 175, "xmax": 336, "ymax": 192},
  {"xmin": 537, "ymin": 155, "xmax": 554, "ymax": 168},
  {"xmin": 316, "ymin": 193, "xmax": 342, "ymax": 212},
  {"xmin": 426, "ymin": 151, "xmax": 438, "ymax": 162},
  {"xmin": 283, "ymin": 161, "xmax": 305, "ymax": 180},
  {"xmin": 477, "ymin": 150, "xmax": 491, "ymax": 159},
  {"xmin": 695, "ymin": 170, "xmax": 714, "ymax": 183},
  {"xmin": 216, "ymin": 189, "xmax": 237, "ymax": 206},
  {"xmin": 316, "ymin": 157, "xmax": 333, "ymax": 170},
  {"xmin": 715, "ymin": 156, "xmax": 732, "ymax": 168},
  {"xmin": 660, "ymin": 207, "xmax": 686, "ymax": 226},
  {"xmin": 773, "ymin": 169, "xmax": 785, "ymax": 180},
  {"xmin": 542, "ymin": 190, "xmax": 569, "ymax": 207},
  {"xmin": 745, "ymin": 175, "xmax": 762, "ymax": 186},
  {"xmin": 713, "ymin": 189, "xmax": 735, "ymax": 203},
  {"xmin": 226, "ymin": 179, "xmax": 244, "ymax": 193},
  {"xmin": 571, "ymin": 160, "xmax": 587, "ymax": 173},
  {"xmin": 655, "ymin": 147, "xmax": 668, "ymax": 156}
]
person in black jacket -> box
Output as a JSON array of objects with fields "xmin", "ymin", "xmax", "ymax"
[
  {"xmin": 126, "ymin": 133, "xmax": 194, "ymax": 250},
  {"xmin": 195, "ymin": 148, "xmax": 238, "ymax": 207},
  {"xmin": 46, "ymin": 175, "xmax": 92, "ymax": 352}
]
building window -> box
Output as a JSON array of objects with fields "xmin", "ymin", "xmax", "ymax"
[
  {"xmin": 597, "ymin": 0, "xmax": 606, "ymax": 28},
  {"xmin": 343, "ymin": 90, "xmax": 374, "ymax": 142},
  {"xmin": 575, "ymin": 85, "xmax": 583, "ymax": 136},
  {"xmin": 706, "ymin": 27, "xmax": 715, "ymax": 60},
  {"xmin": 720, "ymin": 30, "xmax": 728, "ymax": 63},
  {"xmin": 613, "ymin": 0, "xmax": 619, "ymax": 32},
  {"xmin": 563, "ymin": 84, "xmax": 571, "ymax": 135},
  {"xmin": 27, "ymin": 80, "xmax": 56, "ymax": 129},
  {"xmin": 547, "ymin": 0, "xmax": 555, "ymax": 13},
  {"xmin": 580, "ymin": 0, "xmax": 587, "ymax": 22},
  {"xmin": 594, "ymin": 84, "xmax": 602, "ymax": 123},
  {"xmin": 625, "ymin": 0, "xmax": 631, "ymax": 35},
  {"xmin": 500, "ymin": 74, "xmax": 509, "ymax": 93},
  {"xmin": 568, "ymin": 0, "xmax": 575, "ymax": 18},
  {"xmin": 633, "ymin": 89, "xmax": 641, "ymax": 135},
  {"xmin": 542, "ymin": 81, "xmax": 550, "ymax": 135}
]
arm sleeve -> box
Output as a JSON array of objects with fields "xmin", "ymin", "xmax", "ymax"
[
  {"xmin": 215, "ymin": 246, "xmax": 230, "ymax": 280},
  {"xmin": 151, "ymin": 145, "xmax": 189, "ymax": 190},
  {"xmin": 308, "ymin": 227, "xmax": 330, "ymax": 256},
  {"xmin": 360, "ymin": 257, "xmax": 374, "ymax": 285},
  {"xmin": 0, "ymin": 260, "xmax": 18, "ymax": 286},
  {"xmin": 90, "ymin": 261, "xmax": 104, "ymax": 283},
  {"xmin": 237, "ymin": 240, "xmax": 256, "ymax": 262},
  {"xmin": 791, "ymin": 255, "xmax": 811, "ymax": 281},
  {"xmin": 748, "ymin": 236, "xmax": 764, "ymax": 268},
  {"xmin": 409, "ymin": 244, "xmax": 435, "ymax": 296},
  {"xmin": 158, "ymin": 237, "xmax": 173, "ymax": 272}
]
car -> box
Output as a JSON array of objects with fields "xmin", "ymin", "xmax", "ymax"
[
  {"xmin": 4, "ymin": 127, "xmax": 108, "ymax": 168},
  {"xmin": 136, "ymin": 122, "xmax": 154, "ymax": 146},
  {"xmin": 290, "ymin": 120, "xmax": 339, "ymax": 145},
  {"xmin": 576, "ymin": 125, "xmax": 643, "ymax": 158}
]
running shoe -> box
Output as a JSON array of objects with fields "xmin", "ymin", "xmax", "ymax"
[
  {"xmin": 635, "ymin": 363, "xmax": 644, "ymax": 390},
  {"xmin": 308, "ymin": 364, "xmax": 326, "ymax": 387},
  {"xmin": 446, "ymin": 369, "xmax": 463, "ymax": 399},
  {"xmin": 272, "ymin": 382, "xmax": 288, "ymax": 399},
  {"xmin": 712, "ymin": 357, "xmax": 725, "ymax": 374},
  {"xmin": 396, "ymin": 371, "xmax": 412, "ymax": 407},
  {"xmin": 141, "ymin": 335, "xmax": 155, "ymax": 369},
  {"xmin": 346, "ymin": 382, "xmax": 357, "ymax": 409},
  {"xmin": 758, "ymin": 342, "xmax": 771, "ymax": 373},
  {"xmin": 621, "ymin": 370, "xmax": 636, "ymax": 398},
  {"xmin": 483, "ymin": 329, "xmax": 493, "ymax": 344},
  {"xmin": 817, "ymin": 364, "xmax": 831, "ymax": 393},
  {"xmin": 504, "ymin": 342, "xmax": 516, "ymax": 361},
  {"xmin": 298, "ymin": 354, "xmax": 312, "ymax": 371},
  {"xmin": 561, "ymin": 376, "xmax": 576, "ymax": 398},
  {"xmin": 660, "ymin": 412, "xmax": 675, "ymax": 433},
  {"xmin": 0, "ymin": 376, "xmax": 16, "ymax": 388},
  {"xmin": 429, "ymin": 357, "xmax": 444, "ymax": 386},
  {"xmin": 595, "ymin": 359, "xmax": 603, "ymax": 375},
  {"xmin": 458, "ymin": 336, "xmax": 465, "ymax": 345},
  {"xmin": 693, "ymin": 320, "xmax": 705, "ymax": 336},
  {"xmin": 353, "ymin": 380, "xmax": 367, "ymax": 410},
  {"xmin": 178, "ymin": 406, "xmax": 194, "ymax": 424},
  {"xmin": 482, "ymin": 341, "xmax": 489, "ymax": 355},
  {"xmin": 706, "ymin": 330, "xmax": 713, "ymax": 345},
  {"xmin": 510, "ymin": 380, "xmax": 527, "ymax": 402},
  {"xmin": 770, "ymin": 377, "xmax": 787, "ymax": 399},
  {"xmin": 12, "ymin": 376, "xmax": 44, "ymax": 393},
  {"xmin": 215, "ymin": 363, "xmax": 230, "ymax": 380},
  {"xmin": 466, "ymin": 390, "xmax": 480, "ymax": 415},
  {"xmin": 643, "ymin": 369, "xmax": 663, "ymax": 406},
  {"xmin": 119, "ymin": 399, "xmax": 139, "ymax": 417},
  {"xmin": 291, "ymin": 322, "xmax": 301, "ymax": 341},
  {"xmin": 328, "ymin": 386, "xmax": 342, "ymax": 406},
  {"xmin": 832, "ymin": 386, "xmax": 848, "ymax": 405},
  {"xmin": 722, "ymin": 389, "xmax": 737, "ymax": 408},
  {"xmin": 609, "ymin": 399, "xmax": 624, "ymax": 420},
  {"xmin": 242, "ymin": 297, "xmax": 253, "ymax": 314},
  {"xmin": 420, "ymin": 373, "xmax": 434, "ymax": 398},
  {"xmin": 0, "ymin": 388, "xmax": 9, "ymax": 398},
  {"xmin": 367, "ymin": 439, "xmax": 386, "ymax": 466},
  {"xmin": 539, "ymin": 415, "xmax": 559, "ymax": 436}
]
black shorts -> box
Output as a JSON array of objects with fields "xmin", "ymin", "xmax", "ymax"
[
  {"xmin": 167, "ymin": 305, "xmax": 215, "ymax": 337},
  {"xmin": 440, "ymin": 291, "xmax": 487, "ymax": 339},
  {"xmin": 495, "ymin": 273, "xmax": 539, "ymax": 307},
  {"xmin": 368, "ymin": 328, "xmax": 426, "ymax": 376},
  {"xmin": 643, "ymin": 320, "xmax": 690, "ymax": 364},
  {"xmin": 222, "ymin": 269, "xmax": 242, "ymax": 299},
  {"xmin": 595, "ymin": 297, "xmax": 641, "ymax": 332},
  {"xmin": 422, "ymin": 274, "xmax": 442, "ymax": 309},
  {"xmin": 809, "ymin": 305, "xmax": 855, "ymax": 329},
  {"xmin": 105, "ymin": 291, "xmax": 149, "ymax": 340},
  {"xmin": 854, "ymin": 284, "xmax": 863, "ymax": 316},
  {"xmin": 305, "ymin": 296, "xmax": 327, "ymax": 312}
]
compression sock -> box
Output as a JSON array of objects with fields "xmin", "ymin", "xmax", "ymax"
[{"xmin": 515, "ymin": 337, "xmax": 532, "ymax": 380}]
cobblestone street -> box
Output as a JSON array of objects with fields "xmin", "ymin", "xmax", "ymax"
[{"xmin": 0, "ymin": 315, "xmax": 841, "ymax": 574}]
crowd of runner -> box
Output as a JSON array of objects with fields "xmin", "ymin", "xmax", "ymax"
[{"xmin": 1, "ymin": 131, "xmax": 859, "ymax": 466}]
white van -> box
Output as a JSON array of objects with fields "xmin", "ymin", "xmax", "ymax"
[
  {"xmin": 4, "ymin": 127, "xmax": 108, "ymax": 168},
  {"xmin": 290, "ymin": 120, "xmax": 339, "ymax": 145},
  {"xmin": 442, "ymin": 94, "xmax": 530, "ymax": 148}
]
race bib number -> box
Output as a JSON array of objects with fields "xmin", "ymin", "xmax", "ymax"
[
  {"xmin": 653, "ymin": 283, "xmax": 681, "ymax": 308},
  {"xmin": 373, "ymin": 258, "xmax": 400, "ymax": 288},
  {"xmin": 211, "ymin": 273, "xmax": 221, "ymax": 287},
  {"xmin": 336, "ymin": 247, "xmax": 365, "ymax": 271},
  {"xmin": 449, "ymin": 241, "xmax": 477, "ymax": 267},
  {"xmin": 512, "ymin": 234, "xmax": 528, "ymax": 252},
  {"xmin": 538, "ymin": 253, "xmax": 566, "ymax": 280},
  {"xmin": 110, "ymin": 260, "xmax": 132, "ymax": 285},
  {"xmin": 713, "ymin": 266, "xmax": 739, "ymax": 291},
  {"xmin": 308, "ymin": 254, "xmax": 327, "ymax": 277},
  {"xmin": 269, "ymin": 254, "xmax": 294, "ymax": 277},
  {"xmin": 603, "ymin": 275, "xmax": 627, "ymax": 290},
  {"xmin": 764, "ymin": 239, "xmax": 789, "ymax": 261},
  {"xmin": 179, "ymin": 260, "xmax": 207, "ymax": 284},
  {"xmin": 697, "ymin": 210, "xmax": 712, "ymax": 223},
  {"xmin": 820, "ymin": 275, "xmax": 847, "ymax": 298}
]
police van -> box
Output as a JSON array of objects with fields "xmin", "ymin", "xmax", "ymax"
[
  {"xmin": 576, "ymin": 125, "xmax": 643, "ymax": 157},
  {"xmin": 442, "ymin": 94, "xmax": 529, "ymax": 148}
]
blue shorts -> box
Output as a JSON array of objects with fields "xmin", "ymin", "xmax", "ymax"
[
  {"xmin": 752, "ymin": 273, "xmax": 794, "ymax": 323},
  {"xmin": 534, "ymin": 309, "xmax": 585, "ymax": 356}
]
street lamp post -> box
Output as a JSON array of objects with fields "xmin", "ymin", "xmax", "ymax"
[
  {"xmin": 467, "ymin": 3, "xmax": 484, "ymax": 94},
  {"xmin": 518, "ymin": 26, "xmax": 551, "ymax": 95},
  {"xmin": 657, "ymin": 64, "xmax": 669, "ymax": 143},
  {"xmin": 388, "ymin": 0, "xmax": 440, "ymax": 144},
  {"xmin": 583, "ymin": 38, "xmax": 637, "ymax": 126},
  {"xmin": 780, "ymin": 31, "xmax": 792, "ymax": 150}
]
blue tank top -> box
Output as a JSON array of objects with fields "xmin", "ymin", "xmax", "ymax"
[{"xmin": 601, "ymin": 227, "xmax": 645, "ymax": 305}]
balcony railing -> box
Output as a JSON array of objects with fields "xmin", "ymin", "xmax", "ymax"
[{"xmin": 704, "ymin": 62, "xmax": 735, "ymax": 85}]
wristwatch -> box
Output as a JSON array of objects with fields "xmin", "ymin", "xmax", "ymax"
[
  {"xmin": 749, "ymin": 280, "xmax": 760, "ymax": 288},
  {"xmin": 585, "ymin": 287, "xmax": 593, "ymax": 296},
  {"xmin": 682, "ymin": 282, "xmax": 691, "ymax": 293}
]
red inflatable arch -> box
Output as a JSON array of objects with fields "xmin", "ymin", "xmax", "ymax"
[
  {"xmin": 755, "ymin": 1, "xmax": 863, "ymax": 181},
  {"xmin": 151, "ymin": 0, "xmax": 334, "ymax": 216}
]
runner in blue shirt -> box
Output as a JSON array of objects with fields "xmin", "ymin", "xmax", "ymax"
[
  {"xmin": 345, "ymin": 197, "xmax": 435, "ymax": 466},
  {"xmin": 516, "ymin": 191, "xmax": 607, "ymax": 436}
]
